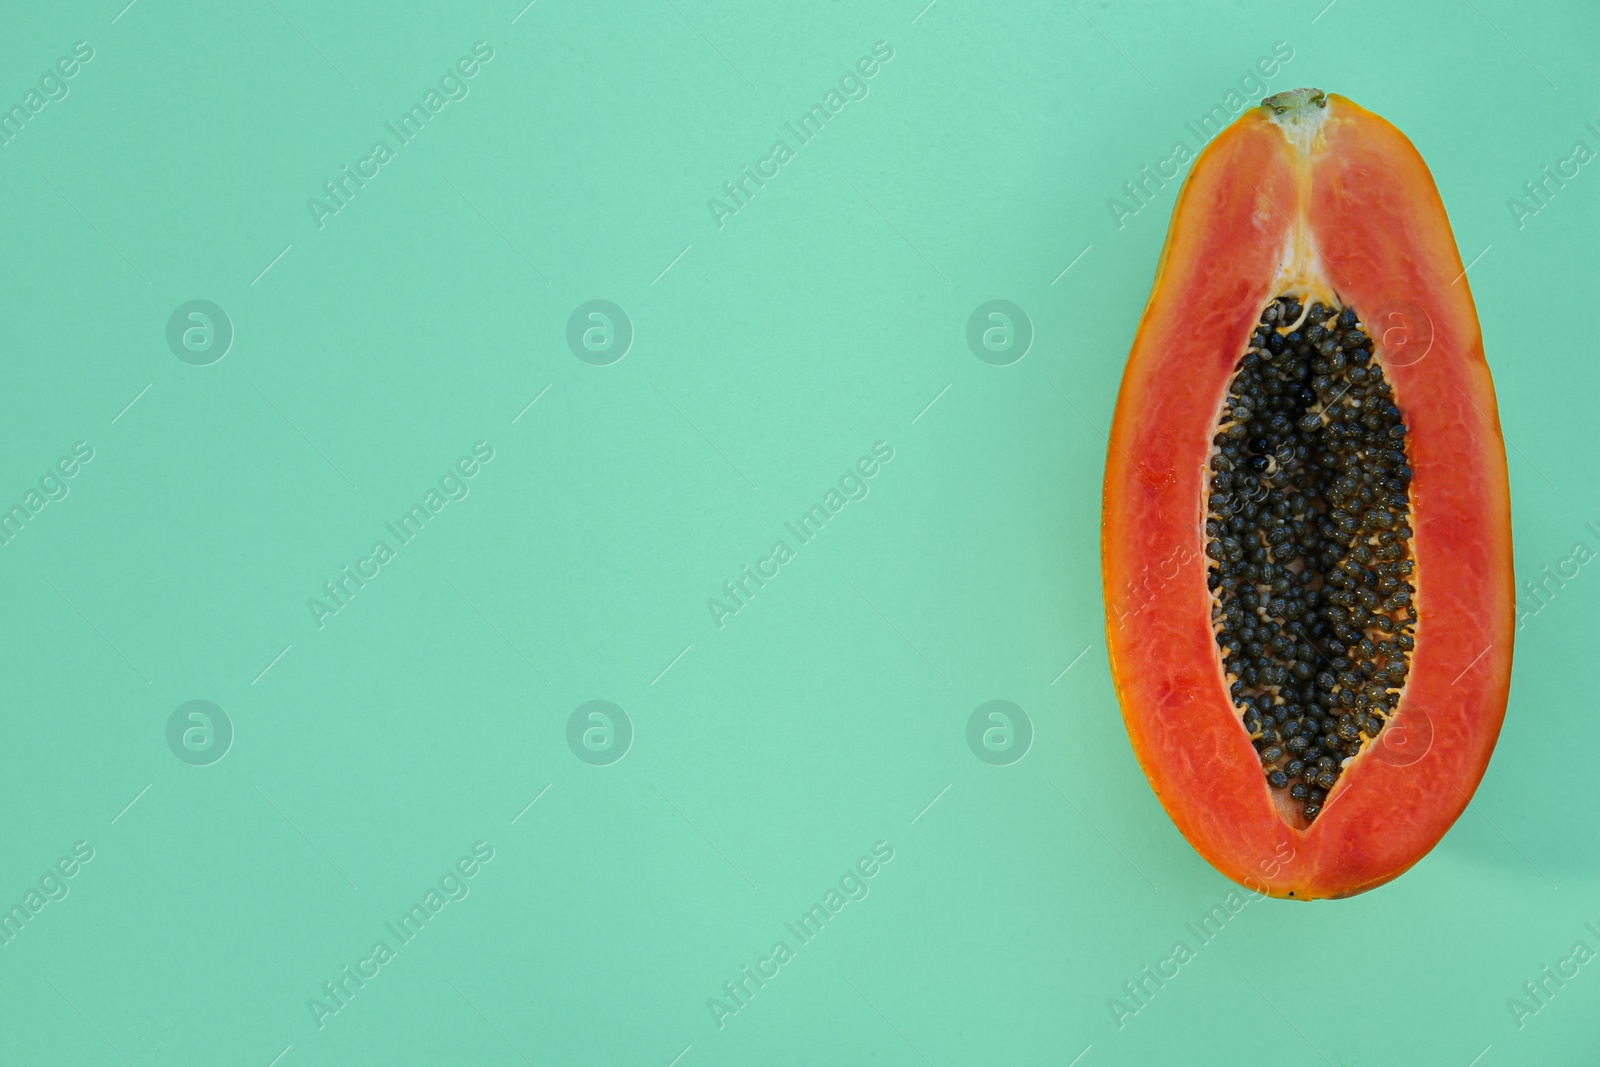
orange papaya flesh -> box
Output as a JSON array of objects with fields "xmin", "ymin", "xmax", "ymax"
[{"xmin": 1102, "ymin": 89, "xmax": 1513, "ymax": 899}]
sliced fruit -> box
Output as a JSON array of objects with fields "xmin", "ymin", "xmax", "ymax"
[{"xmin": 1101, "ymin": 88, "xmax": 1513, "ymax": 899}]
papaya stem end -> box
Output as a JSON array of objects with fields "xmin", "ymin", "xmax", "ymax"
[
  {"xmin": 1263, "ymin": 87, "xmax": 1328, "ymax": 116},
  {"xmin": 1263, "ymin": 87, "xmax": 1329, "ymax": 152}
]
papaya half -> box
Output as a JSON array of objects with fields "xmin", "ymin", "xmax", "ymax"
[{"xmin": 1101, "ymin": 88, "xmax": 1513, "ymax": 899}]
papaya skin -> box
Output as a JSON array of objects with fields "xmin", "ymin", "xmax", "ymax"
[{"xmin": 1102, "ymin": 90, "xmax": 1513, "ymax": 899}]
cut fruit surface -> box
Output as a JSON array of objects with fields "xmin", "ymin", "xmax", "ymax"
[{"xmin": 1101, "ymin": 89, "xmax": 1513, "ymax": 899}]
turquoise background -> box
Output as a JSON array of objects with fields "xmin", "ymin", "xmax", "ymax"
[{"xmin": 1, "ymin": 1, "xmax": 1596, "ymax": 1064}]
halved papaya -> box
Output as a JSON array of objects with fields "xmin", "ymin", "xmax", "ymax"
[{"xmin": 1101, "ymin": 88, "xmax": 1513, "ymax": 899}]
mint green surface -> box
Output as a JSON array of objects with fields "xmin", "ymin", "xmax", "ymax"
[{"xmin": 1, "ymin": 2, "xmax": 1596, "ymax": 1064}]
